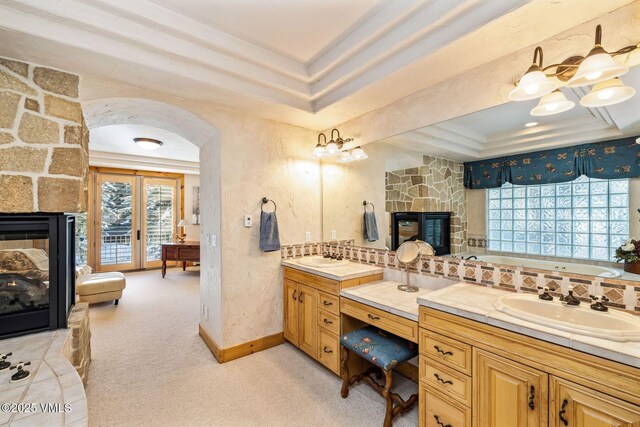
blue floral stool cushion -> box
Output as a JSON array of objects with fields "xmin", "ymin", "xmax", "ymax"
[
  {"xmin": 340, "ymin": 325, "xmax": 418, "ymax": 371},
  {"xmin": 340, "ymin": 326, "xmax": 419, "ymax": 426}
]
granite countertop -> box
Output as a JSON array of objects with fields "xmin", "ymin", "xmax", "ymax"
[
  {"xmin": 0, "ymin": 330, "xmax": 87, "ymax": 426},
  {"xmin": 418, "ymin": 283, "xmax": 640, "ymax": 368},
  {"xmin": 282, "ymin": 258, "xmax": 383, "ymax": 281},
  {"xmin": 340, "ymin": 281, "xmax": 435, "ymax": 321}
]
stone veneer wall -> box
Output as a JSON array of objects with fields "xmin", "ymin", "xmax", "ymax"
[
  {"xmin": 62, "ymin": 302, "xmax": 91, "ymax": 385},
  {"xmin": 281, "ymin": 241, "xmax": 640, "ymax": 313},
  {"xmin": 0, "ymin": 56, "xmax": 88, "ymax": 213},
  {"xmin": 385, "ymin": 155, "xmax": 467, "ymax": 253}
]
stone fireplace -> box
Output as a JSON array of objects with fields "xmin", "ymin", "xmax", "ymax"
[{"xmin": 0, "ymin": 56, "xmax": 88, "ymax": 338}]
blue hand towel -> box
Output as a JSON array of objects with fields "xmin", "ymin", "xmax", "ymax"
[
  {"xmin": 260, "ymin": 211, "xmax": 281, "ymax": 252},
  {"xmin": 363, "ymin": 211, "xmax": 379, "ymax": 242}
]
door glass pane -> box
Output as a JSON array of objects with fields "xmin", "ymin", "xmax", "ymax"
[
  {"xmin": 145, "ymin": 184, "xmax": 175, "ymax": 262},
  {"xmin": 75, "ymin": 212, "xmax": 88, "ymax": 266},
  {"xmin": 100, "ymin": 181, "xmax": 133, "ymax": 265}
]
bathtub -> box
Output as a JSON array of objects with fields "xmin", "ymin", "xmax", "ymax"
[{"xmin": 454, "ymin": 254, "xmax": 621, "ymax": 278}]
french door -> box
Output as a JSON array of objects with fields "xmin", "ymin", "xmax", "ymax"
[{"xmin": 94, "ymin": 173, "xmax": 179, "ymax": 272}]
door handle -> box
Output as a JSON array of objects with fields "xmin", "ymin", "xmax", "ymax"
[
  {"xmin": 433, "ymin": 345, "xmax": 453, "ymax": 356},
  {"xmin": 299, "ymin": 292, "xmax": 304, "ymax": 303},
  {"xmin": 367, "ymin": 314, "xmax": 380, "ymax": 320},
  {"xmin": 323, "ymin": 319, "xmax": 333, "ymax": 325},
  {"xmin": 528, "ymin": 385, "xmax": 535, "ymax": 410},
  {"xmin": 137, "ymin": 230, "xmax": 141, "ymax": 240},
  {"xmin": 323, "ymin": 346, "xmax": 333, "ymax": 354},
  {"xmin": 433, "ymin": 373, "xmax": 453, "ymax": 385},
  {"xmin": 559, "ymin": 399, "xmax": 569, "ymax": 426},
  {"xmin": 292, "ymin": 290, "xmax": 297, "ymax": 301}
]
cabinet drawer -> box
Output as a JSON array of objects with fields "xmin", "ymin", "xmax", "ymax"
[
  {"xmin": 420, "ymin": 356, "xmax": 471, "ymax": 407},
  {"xmin": 318, "ymin": 309, "xmax": 339, "ymax": 335},
  {"xmin": 318, "ymin": 292, "xmax": 339, "ymax": 315},
  {"xmin": 420, "ymin": 383, "xmax": 470, "ymax": 427},
  {"xmin": 177, "ymin": 247, "xmax": 199, "ymax": 259},
  {"xmin": 318, "ymin": 329, "xmax": 340, "ymax": 375},
  {"xmin": 341, "ymin": 298, "xmax": 418, "ymax": 343},
  {"xmin": 420, "ymin": 330, "xmax": 471, "ymax": 375},
  {"xmin": 164, "ymin": 247, "xmax": 177, "ymax": 258}
]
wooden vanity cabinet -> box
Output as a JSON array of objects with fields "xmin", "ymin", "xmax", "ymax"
[
  {"xmin": 418, "ymin": 307, "xmax": 640, "ymax": 427},
  {"xmin": 283, "ymin": 267, "xmax": 382, "ymax": 375}
]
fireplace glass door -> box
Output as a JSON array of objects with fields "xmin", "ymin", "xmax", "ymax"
[{"xmin": 0, "ymin": 228, "xmax": 50, "ymax": 322}]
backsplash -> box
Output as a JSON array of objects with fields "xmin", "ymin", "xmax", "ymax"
[{"xmin": 282, "ymin": 240, "xmax": 640, "ymax": 313}]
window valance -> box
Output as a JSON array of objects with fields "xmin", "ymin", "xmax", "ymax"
[{"xmin": 463, "ymin": 136, "xmax": 640, "ymax": 189}]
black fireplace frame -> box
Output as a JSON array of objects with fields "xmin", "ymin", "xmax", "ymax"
[
  {"xmin": 391, "ymin": 212, "xmax": 451, "ymax": 255},
  {"xmin": 0, "ymin": 213, "xmax": 75, "ymax": 338}
]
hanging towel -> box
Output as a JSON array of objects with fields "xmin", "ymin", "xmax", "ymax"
[
  {"xmin": 362, "ymin": 211, "xmax": 379, "ymax": 242},
  {"xmin": 260, "ymin": 211, "xmax": 281, "ymax": 252}
]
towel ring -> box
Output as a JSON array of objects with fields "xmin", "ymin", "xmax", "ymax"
[
  {"xmin": 261, "ymin": 197, "xmax": 277, "ymax": 213},
  {"xmin": 363, "ymin": 201, "xmax": 375, "ymax": 213}
]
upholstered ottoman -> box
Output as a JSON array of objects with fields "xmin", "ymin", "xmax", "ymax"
[
  {"xmin": 340, "ymin": 325, "xmax": 418, "ymax": 427},
  {"xmin": 76, "ymin": 272, "xmax": 126, "ymax": 305}
]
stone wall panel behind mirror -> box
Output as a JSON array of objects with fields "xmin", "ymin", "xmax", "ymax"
[{"xmin": 0, "ymin": 56, "xmax": 88, "ymax": 213}]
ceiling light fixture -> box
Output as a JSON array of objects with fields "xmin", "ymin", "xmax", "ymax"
[
  {"xmin": 530, "ymin": 90, "xmax": 575, "ymax": 116},
  {"xmin": 134, "ymin": 137, "xmax": 163, "ymax": 150},
  {"xmin": 524, "ymin": 122, "xmax": 538, "ymax": 127},
  {"xmin": 580, "ymin": 78, "xmax": 636, "ymax": 107},
  {"xmin": 509, "ymin": 25, "xmax": 638, "ymax": 113},
  {"xmin": 311, "ymin": 129, "xmax": 364, "ymax": 161}
]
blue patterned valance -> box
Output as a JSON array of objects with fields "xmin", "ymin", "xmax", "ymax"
[{"xmin": 463, "ymin": 136, "xmax": 640, "ymax": 189}]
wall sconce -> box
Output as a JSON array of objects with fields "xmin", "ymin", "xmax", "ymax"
[
  {"xmin": 312, "ymin": 129, "xmax": 367, "ymax": 161},
  {"xmin": 509, "ymin": 25, "xmax": 638, "ymax": 114}
]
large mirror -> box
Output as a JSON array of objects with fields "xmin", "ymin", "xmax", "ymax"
[{"xmin": 322, "ymin": 66, "xmax": 640, "ymax": 281}]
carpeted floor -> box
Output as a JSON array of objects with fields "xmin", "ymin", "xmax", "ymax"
[{"xmin": 86, "ymin": 269, "xmax": 418, "ymax": 427}]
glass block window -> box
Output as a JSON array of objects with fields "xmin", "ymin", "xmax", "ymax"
[{"xmin": 486, "ymin": 176, "xmax": 629, "ymax": 261}]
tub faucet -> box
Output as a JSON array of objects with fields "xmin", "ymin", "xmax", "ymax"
[
  {"xmin": 466, "ymin": 255, "xmax": 478, "ymax": 260},
  {"xmin": 560, "ymin": 286, "xmax": 580, "ymax": 306},
  {"xmin": 589, "ymin": 294, "xmax": 609, "ymax": 312}
]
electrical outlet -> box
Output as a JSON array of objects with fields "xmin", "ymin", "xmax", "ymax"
[
  {"xmin": 244, "ymin": 214, "xmax": 253, "ymax": 227},
  {"xmin": 210, "ymin": 234, "xmax": 217, "ymax": 247},
  {"xmin": 305, "ymin": 231, "xmax": 311, "ymax": 242},
  {"xmin": 331, "ymin": 230, "xmax": 337, "ymax": 240},
  {"xmin": 204, "ymin": 305, "xmax": 209, "ymax": 321}
]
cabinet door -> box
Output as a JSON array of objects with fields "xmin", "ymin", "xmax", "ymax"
[
  {"xmin": 550, "ymin": 376, "xmax": 640, "ymax": 427},
  {"xmin": 474, "ymin": 349, "xmax": 548, "ymax": 427},
  {"xmin": 298, "ymin": 283, "xmax": 318, "ymax": 358},
  {"xmin": 283, "ymin": 280, "xmax": 299, "ymax": 347}
]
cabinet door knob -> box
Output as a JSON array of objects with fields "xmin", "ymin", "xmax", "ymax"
[
  {"xmin": 323, "ymin": 346, "xmax": 333, "ymax": 354},
  {"xmin": 559, "ymin": 399, "xmax": 569, "ymax": 426},
  {"xmin": 367, "ymin": 314, "xmax": 380, "ymax": 321},
  {"xmin": 528, "ymin": 385, "xmax": 535, "ymax": 410},
  {"xmin": 433, "ymin": 373, "xmax": 453, "ymax": 385},
  {"xmin": 434, "ymin": 345, "xmax": 453, "ymax": 356}
]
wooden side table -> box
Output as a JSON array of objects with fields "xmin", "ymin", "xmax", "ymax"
[{"xmin": 161, "ymin": 241, "xmax": 200, "ymax": 278}]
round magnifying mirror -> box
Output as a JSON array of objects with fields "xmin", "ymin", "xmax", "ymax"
[{"xmin": 396, "ymin": 241, "xmax": 421, "ymax": 265}]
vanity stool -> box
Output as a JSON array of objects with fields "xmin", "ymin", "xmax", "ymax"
[{"xmin": 340, "ymin": 325, "xmax": 418, "ymax": 427}]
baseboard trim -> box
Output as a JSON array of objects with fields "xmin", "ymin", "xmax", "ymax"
[{"xmin": 199, "ymin": 324, "xmax": 285, "ymax": 363}]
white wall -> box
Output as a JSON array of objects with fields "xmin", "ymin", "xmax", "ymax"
[{"xmin": 183, "ymin": 174, "xmax": 201, "ymax": 240}]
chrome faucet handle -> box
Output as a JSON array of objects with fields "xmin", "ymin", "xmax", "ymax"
[
  {"xmin": 589, "ymin": 294, "xmax": 609, "ymax": 312},
  {"xmin": 537, "ymin": 286, "xmax": 553, "ymax": 301}
]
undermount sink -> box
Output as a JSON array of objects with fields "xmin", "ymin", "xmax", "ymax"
[
  {"xmin": 296, "ymin": 256, "xmax": 350, "ymax": 268},
  {"xmin": 494, "ymin": 293, "xmax": 640, "ymax": 342}
]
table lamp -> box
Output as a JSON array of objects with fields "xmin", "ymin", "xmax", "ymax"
[{"xmin": 176, "ymin": 219, "xmax": 190, "ymax": 243}]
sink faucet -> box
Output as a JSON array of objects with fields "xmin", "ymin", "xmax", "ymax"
[
  {"xmin": 589, "ymin": 294, "xmax": 610, "ymax": 312},
  {"xmin": 560, "ymin": 286, "xmax": 580, "ymax": 306},
  {"xmin": 537, "ymin": 286, "xmax": 553, "ymax": 301},
  {"xmin": 466, "ymin": 255, "xmax": 478, "ymax": 260}
]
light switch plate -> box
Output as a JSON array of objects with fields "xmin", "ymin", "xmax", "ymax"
[
  {"xmin": 305, "ymin": 231, "xmax": 311, "ymax": 242},
  {"xmin": 244, "ymin": 214, "xmax": 253, "ymax": 227},
  {"xmin": 331, "ymin": 230, "xmax": 337, "ymax": 240},
  {"xmin": 210, "ymin": 234, "xmax": 217, "ymax": 247}
]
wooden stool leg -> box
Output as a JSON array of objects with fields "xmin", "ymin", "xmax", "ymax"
[
  {"xmin": 383, "ymin": 369, "xmax": 394, "ymax": 427},
  {"xmin": 340, "ymin": 348, "xmax": 350, "ymax": 398}
]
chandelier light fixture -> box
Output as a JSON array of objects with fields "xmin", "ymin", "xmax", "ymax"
[
  {"xmin": 312, "ymin": 129, "xmax": 367, "ymax": 162},
  {"xmin": 509, "ymin": 25, "xmax": 638, "ymax": 115}
]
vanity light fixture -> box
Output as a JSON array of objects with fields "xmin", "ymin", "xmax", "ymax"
[
  {"xmin": 134, "ymin": 137, "xmax": 163, "ymax": 150},
  {"xmin": 530, "ymin": 90, "xmax": 575, "ymax": 116},
  {"xmin": 509, "ymin": 25, "xmax": 638, "ymax": 112},
  {"xmin": 336, "ymin": 151, "xmax": 353, "ymax": 163},
  {"xmin": 312, "ymin": 133, "xmax": 327, "ymax": 158},
  {"xmin": 351, "ymin": 146, "xmax": 368, "ymax": 160},
  {"xmin": 312, "ymin": 129, "xmax": 356, "ymax": 159},
  {"xmin": 580, "ymin": 77, "xmax": 636, "ymax": 107},
  {"xmin": 509, "ymin": 47, "xmax": 557, "ymax": 101}
]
